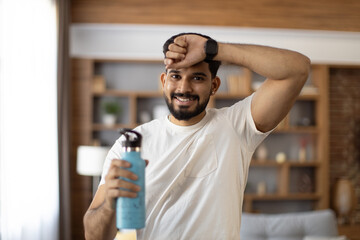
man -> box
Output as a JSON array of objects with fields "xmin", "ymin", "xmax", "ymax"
[{"xmin": 83, "ymin": 33, "xmax": 310, "ymax": 240}]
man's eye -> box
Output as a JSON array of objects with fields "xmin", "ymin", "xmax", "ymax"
[
  {"xmin": 193, "ymin": 76, "xmax": 204, "ymax": 81},
  {"xmin": 171, "ymin": 74, "xmax": 181, "ymax": 80}
]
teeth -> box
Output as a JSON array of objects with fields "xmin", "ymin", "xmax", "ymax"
[{"xmin": 176, "ymin": 97, "xmax": 191, "ymax": 102}]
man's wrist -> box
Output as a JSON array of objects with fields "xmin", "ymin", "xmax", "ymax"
[{"xmin": 103, "ymin": 198, "xmax": 117, "ymax": 213}]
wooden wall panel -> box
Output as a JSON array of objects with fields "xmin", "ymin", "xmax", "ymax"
[
  {"xmin": 329, "ymin": 67, "xmax": 360, "ymax": 223},
  {"xmin": 71, "ymin": 0, "xmax": 360, "ymax": 32},
  {"xmin": 70, "ymin": 59, "xmax": 94, "ymax": 240}
]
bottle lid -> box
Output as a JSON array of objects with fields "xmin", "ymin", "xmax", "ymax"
[{"xmin": 118, "ymin": 128, "xmax": 142, "ymax": 148}]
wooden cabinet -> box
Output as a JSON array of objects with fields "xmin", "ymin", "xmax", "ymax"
[
  {"xmin": 338, "ymin": 224, "xmax": 360, "ymax": 240},
  {"xmin": 71, "ymin": 58, "xmax": 329, "ymax": 213}
]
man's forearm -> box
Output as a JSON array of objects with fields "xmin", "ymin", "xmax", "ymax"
[
  {"xmin": 84, "ymin": 204, "xmax": 117, "ymax": 240},
  {"xmin": 215, "ymin": 43, "xmax": 310, "ymax": 81}
]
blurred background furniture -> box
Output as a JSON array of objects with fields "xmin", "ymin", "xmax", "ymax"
[
  {"xmin": 240, "ymin": 209, "xmax": 339, "ymax": 240},
  {"xmin": 77, "ymin": 145, "xmax": 110, "ymax": 196}
]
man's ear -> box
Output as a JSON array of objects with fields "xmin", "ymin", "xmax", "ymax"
[
  {"xmin": 160, "ymin": 72, "xmax": 167, "ymax": 89},
  {"xmin": 211, "ymin": 76, "xmax": 221, "ymax": 95}
]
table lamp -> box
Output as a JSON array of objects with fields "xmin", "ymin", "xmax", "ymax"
[{"xmin": 77, "ymin": 145, "xmax": 110, "ymax": 195}]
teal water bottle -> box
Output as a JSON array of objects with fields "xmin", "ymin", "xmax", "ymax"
[{"xmin": 116, "ymin": 129, "xmax": 146, "ymax": 229}]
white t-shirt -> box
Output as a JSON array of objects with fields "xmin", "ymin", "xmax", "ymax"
[{"xmin": 100, "ymin": 94, "xmax": 271, "ymax": 239}]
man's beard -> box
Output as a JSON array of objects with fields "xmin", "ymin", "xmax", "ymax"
[{"xmin": 164, "ymin": 92, "xmax": 211, "ymax": 121}]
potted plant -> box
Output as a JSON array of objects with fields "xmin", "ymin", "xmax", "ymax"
[{"xmin": 102, "ymin": 101, "xmax": 121, "ymax": 126}]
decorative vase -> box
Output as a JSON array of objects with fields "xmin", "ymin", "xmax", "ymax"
[
  {"xmin": 333, "ymin": 178, "xmax": 356, "ymax": 225},
  {"xmin": 276, "ymin": 152, "xmax": 286, "ymax": 163},
  {"xmin": 298, "ymin": 138, "xmax": 307, "ymax": 163},
  {"xmin": 257, "ymin": 181, "xmax": 266, "ymax": 196},
  {"xmin": 255, "ymin": 144, "xmax": 268, "ymax": 162},
  {"xmin": 102, "ymin": 114, "xmax": 117, "ymax": 126}
]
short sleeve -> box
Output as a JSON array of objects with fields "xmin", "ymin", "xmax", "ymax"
[
  {"xmin": 99, "ymin": 139, "xmax": 122, "ymax": 186},
  {"xmin": 224, "ymin": 93, "xmax": 273, "ymax": 153}
]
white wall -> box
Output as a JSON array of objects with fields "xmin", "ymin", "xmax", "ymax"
[{"xmin": 70, "ymin": 24, "xmax": 360, "ymax": 65}]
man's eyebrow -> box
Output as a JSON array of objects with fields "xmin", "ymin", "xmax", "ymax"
[
  {"xmin": 192, "ymin": 72, "xmax": 208, "ymax": 77},
  {"xmin": 168, "ymin": 70, "xmax": 180, "ymax": 74},
  {"xmin": 167, "ymin": 70, "xmax": 208, "ymax": 78}
]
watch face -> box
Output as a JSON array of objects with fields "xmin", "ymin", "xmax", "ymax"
[{"xmin": 205, "ymin": 39, "xmax": 218, "ymax": 60}]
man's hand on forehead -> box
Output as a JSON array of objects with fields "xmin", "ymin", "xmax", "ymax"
[
  {"xmin": 164, "ymin": 36, "xmax": 187, "ymax": 67},
  {"xmin": 164, "ymin": 34, "xmax": 207, "ymax": 70}
]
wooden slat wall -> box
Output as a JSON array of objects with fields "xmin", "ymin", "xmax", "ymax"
[
  {"xmin": 71, "ymin": 0, "xmax": 360, "ymax": 32},
  {"xmin": 70, "ymin": 59, "xmax": 94, "ymax": 240},
  {"xmin": 329, "ymin": 67, "xmax": 360, "ymax": 223}
]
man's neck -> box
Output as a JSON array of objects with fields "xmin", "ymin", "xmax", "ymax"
[{"xmin": 169, "ymin": 111, "xmax": 206, "ymax": 126}]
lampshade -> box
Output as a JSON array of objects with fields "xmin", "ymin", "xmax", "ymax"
[{"xmin": 77, "ymin": 146, "xmax": 110, "ymax": 176}]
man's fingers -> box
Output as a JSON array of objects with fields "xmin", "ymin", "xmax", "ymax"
[
  {"xmin": 103, "ymin": 158, "xmax": 146, "ymax": 204},
  {"xmin": 105, "ymin": 162, "xmax": 138, "ymax": 182},
  {"xmin": 166, "ymin": 51, "xmax": 185, "ymax": 61},
  {"xmin": 173, "ymin": 36, "xmax": 187, "ymax": 47},
  {"xmin": 107, "ymin": 189, "xmax": 137, "ymax": 198},
  {"xmin": 108, "ymin": 178, "xmax": 141, "ymax": 192},
  {"xmin": 168, "ymin": 43, "xmax": 187, "ymax": 54},
  {"xmin": 115, "ymin": 168, "xmax": 138, "ymax": 181},
  {"xmin": 164, "ymin": 58, "xmax": 173, "ymax": 66},
  {"xmin": 111, "ymin": 159, "xmax": 131, "ymax": 168}
]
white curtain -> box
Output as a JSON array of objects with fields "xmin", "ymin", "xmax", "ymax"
[{"xmin": 0, "ymin": 0, "xmax": 59, "ymax": 239}]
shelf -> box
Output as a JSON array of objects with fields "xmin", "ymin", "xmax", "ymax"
[
  {"xmin": 93, "ymin": 90, "xmax": 134, "ymax": 97},
  {"xmin": 214, "ymin": 92, "xmax": 249, "ymax": 99},
  {"xmin": 244, "ymin": 193, "xmax": 320, "ymax": 201},
  {"xmin": 297, "ymin": 93, "xmax": 320, "ymax": 100},
  {"xmin": 250, "ymin": 161, "xmax": 320, "ymax": 167},
  {"xmin": 274, "ymin": 126, "xmax": 318, "ymax": 134},
  {"xmin": 93, "ymin": 90, "xmax": 162, "ymax": 98},
  {"xmin": 94, "ymin": 59, "xmax": 163, "ymax": 64},
  {"xmin": 213, "ymin": 92, "xmax": 319, "ymax": 101},
  {"xmin": 92, "ymin": 123, "xmax": 137, "ymax": 131}
]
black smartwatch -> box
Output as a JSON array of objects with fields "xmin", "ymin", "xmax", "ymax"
[{"xmin": 204, "ymin": 38, "xmax": 218, "ymax": 61}]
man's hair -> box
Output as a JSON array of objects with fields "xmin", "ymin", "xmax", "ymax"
[{"xmin": 163, "ymin": 32, "xmax": 221, "ymax": 79}]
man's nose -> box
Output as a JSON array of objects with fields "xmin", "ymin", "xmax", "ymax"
[{"xmin": 177, "ymin": 79, "xmax": 192, "ymax": 93}]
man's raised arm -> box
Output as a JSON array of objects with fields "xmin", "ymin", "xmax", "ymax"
[{"xmin": 165, "ymin": 34, "xmax": 311, "ymax": 132}]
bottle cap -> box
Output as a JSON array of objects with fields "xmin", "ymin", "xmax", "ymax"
[{"xmin": 118, "ymin": 128, "xmax": 142, "ymax": 148}]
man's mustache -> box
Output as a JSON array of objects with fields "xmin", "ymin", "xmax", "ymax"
[{"xmin": 171, "ymin": 93, "xmax": 199, "ymax": 101}]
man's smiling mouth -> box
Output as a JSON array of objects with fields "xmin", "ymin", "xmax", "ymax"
[
  {"xmin": 172, "ymin": 93, "xmax": 199, "ymax": 103},
  {"xmin": 175, "ymin": 96, "xmax": 194, "ymax": 102}
]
